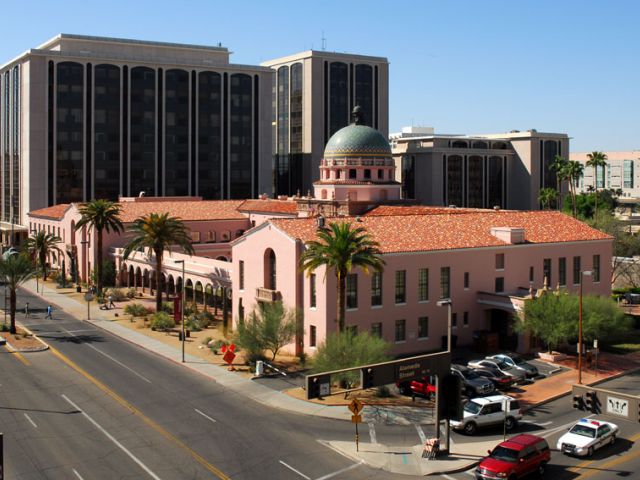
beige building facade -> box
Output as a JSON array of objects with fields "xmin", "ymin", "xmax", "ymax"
[{"xmin": 571, "ymin": 151, "xmax": 640, "ymax": 198}]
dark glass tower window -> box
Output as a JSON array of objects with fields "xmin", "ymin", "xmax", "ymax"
[
  {"xmin": 198, "ymin": 71, "xmax": 222, "ymax": 199},
  {"xmin": 165, "ymin": 69, "xmax": 189, "ymax": 196},
  {"xmin": 229, "ymin": 74, "xmax": 253, "ymax": 198},
  {"xmin": 542, "ymin": 140, "xmax": 558, "ymax": 189},
  {"xmin": 130, "ymin": 67, "xmax": 156, "ymax": 197},
  {"xmin": 559, "ymin": 257, "xmax": 566, "ymax": 286},
  {"xmin": 402, "ymin": 155, "xmax": 415, "ymax": 199},
  {"xmin": 447, "ymin": 155, "xmax": 463, "ymax": 207},
  {"xmin": 56, "ymin": 61, "xmax": 84, "ymax": 204},
  {"xmin": 488, "ymin": 156, "xmax": 503, "ymax": 208},
  {"xmin": 3, "ymin": 71, "xmax": 9, "ymax": 220},
  {"xmin": 289, "ymin": 63, "xmax": 303, "ymax": 195},
  {"xmin": 94, "ymin": 64, "xmax": 121, "ymax": 200},
  {"xmin": 468, "ymin": 155, "xmax": 483, "ymax": 208},
  {"xmin": 329, "ymin": 62, "xmax": 348, "ymax": 137},
  {"xmin": 276, "ymin": 66, "xmax": 289, "ymax": 195},
  {"xmin": 354, "ymin": 64, "xmax": 373, "ymax": 127}
]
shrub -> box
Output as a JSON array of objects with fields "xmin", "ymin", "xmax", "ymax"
[
  {"xmin": 196, "ymin": 311, "xmax": 214, "ymax": 328},
  {"xmin": 161, "ymin": 302, "xmax": 174, "ymax": 314},
  {"xmin": 126, "ymin": 288, "xmax": 137, "ymax": 299},
  {"xmin": 124, "ymin": 303, "xmax": 150, "ymax": 317},
  {"xmin": 186, "ymin": 317, "xmax": 201, "ymax": 332},
  {"xmin": 183, "ymin": 302, "xmax": 198, "ymax": 317},
  {"xmin": 1, "ymin": 323, "xmax": 9, "ymax": 332},
  {"xmin": 104, "ymin": 288, "xmax": 127, "ymax": 302},
  {"xmin": 298, "ymin": 352, "xmax": 308, "ymax": 368},
  {"xmin": 150, "ymin": 312, "xmax": 175, "ymax": 330},
  {"xmin": 201, "ymin": 336, "xmax": 213, "ymax": 346},
  {"xmin": 376, "ymin": 385, "xmax": 392, "ymax": 398}
]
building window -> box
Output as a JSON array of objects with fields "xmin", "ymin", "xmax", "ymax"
[
  {"xmin": 559, "ymin": 257, "xmax": 566, "ymax": 287},
  {"xmin": 310, "ymin": 273, "xmax": 317, "ymax": 308},
  {"xmin": 418, "ymin": 268, "xmax": 429, "ymax": 301},
  {"xmin": 452, "ymin": 313, "xmax": 458, "ymax": 328},
  {"xmin": 463, "ymin": 311, "xmax": 469, "ymax": 327},
  {"xmin": 440, "ymin": 267, "xmax": 450, "ymax": 299},
  {"xmin": 371, "ymin": 272, "xmax": 382, "ymax": 306},
  {"xmin": 495, "ymin": 253, "xmax": 505, "ymax": 270},
  {"xmin": 543, "ymin": 258, "xmax": 551, "ymax": 287},
  {"xmin": 206, "ymin": 231, "xmax": 216, "ymax": 243},
  {"xmin": 395, "ymin": 270, "xmax": 406, "ymax": 304},
  {"xmin": 495, "ymin": 277, "xmax": 504, "ymax": 293},
  {"xmin": 418, "ymin": 316, "xmax": 429, "ymax": 339},
  {"xmin": 593, "ymin": 254, "xmax": 600, "ymax": 282},
  {"xmin": 624, "ymin": 160, "xmax": 634, "ymax": 188},
  {"xmin": 239, "ymin": 260, "xmax": 244, "ymax": 290},
  {"xmin": 464, "ymin": 272, "xmax": 469, "ymax": 289},
  {"xmin": 573, "ymin": 256, "xmax": 581, "ymax": 285},
  {"xmin": 349, "ymin": 169, "xmax": 356, "ymax": 179},
  {"xmin": 268, "ymin": 249, "xmax": 277, "ymax": 290},
  {"xmin": 395, "ymin": 319, "xmax": 406, "ymax": 342},
  {"xmin": 191, "ymin": 231, "xmax": 201, "ymax": 243},
  {"xmin": 364, "ymin": 169, "xmax": 371, "ymax": 179},
  {"xmin": 310, "ymin": 326, "xmax": 316, "ymax": 347},
  {"xmin": 346, "ymin": 274, "xmax": 358, "ymax": 309},
  {"xmin": 529, "ymin": 266, "xmax": 534, "ymax": 283},
  {"xmin": 371, "ymin": 322, "xmax": 382, "ymax": 338}
]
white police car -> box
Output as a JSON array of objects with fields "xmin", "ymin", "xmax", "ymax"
[{"xmin": 557, "ymin": 418, "xmax": 618, "ymax": 456}]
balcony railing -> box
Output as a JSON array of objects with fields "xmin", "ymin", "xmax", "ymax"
[{"xmin": 256, "ymin": 287, "xmax": 281, "ymax": 302}]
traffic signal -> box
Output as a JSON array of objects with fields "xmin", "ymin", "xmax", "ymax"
[
  {"xmin": 439, "ymin": 373, "xmax": 463, "ymax": 421},
  {"xmin": 362, "ymin": 368, "xmax": 375, "ymax": 389},
  {"xmin": 572, "ymin": 394, "xmax": 584, "ymax": 410},
  {"xmin": 585, "ymin": 391, "xmax": 600, "ymax": 413}
]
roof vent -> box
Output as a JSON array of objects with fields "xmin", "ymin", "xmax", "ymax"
[
  {"xmin": 355, "ymin": 216, "xmax": 362, "ymax": 222},
  {"xmin": 493, "ymin": 205, "xmax": 501, "ymax": 211},
  {"xmin": 317, "ymin": 216, "xmax": 325, "ymax": 228},
  {"xmin": 490, "ymin": 227, "xmax": 525, "ymax": 244},
  {"xmin": 139, "ymin": 191, "xmax": 146, "ymax": 197},
  {"xmin": 448, "ymin": 205, "xmax": 457, "ymax": 209}
]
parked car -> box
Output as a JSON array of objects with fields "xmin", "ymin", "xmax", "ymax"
[
  {"xmin": 475, "ymin": 434, "xmax": 550, "ymax": 479},
  {"xmin": 557, "ymin": 418, "xmax": 618, "ymax": 457},
  {"xmin": 472, "ymin": 367, "xmax": 514, "ymax": 390},
  {"xmin": 451, "ymin": 394, "xmax": 522, "ymax": 435},
  {"xmin": 451, "ymin": 365, "xmax": 495, "ymax": 397},
  {"xmin": 489, "ymin": 353, "xmax": 539, "ymax": 378},
  {"xmin": 396, "ymin": 375, "xmax": 436, "ymax": 400},
  {"xmin": 468, "ymin": 359, "xmax": 526, "ymax": 384}
]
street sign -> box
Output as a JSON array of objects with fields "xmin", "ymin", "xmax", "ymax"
[
  {"xmin": 222, "ymin": 349, "xmax": 236, "ymax": 366},
  {"xmin": 606, "ymin": 396, "xmax": 629, "ymax": 417},
  {"xmin": 348, "ymin": 398, "xmax": 364, "ymax": 415},
  {"xmin": 84, "ymin": 292, "xmax": 94, "ymax": 302},
  {"xmin": 351, "ymin": 414, "xmax": 362, "ymax": 424}
]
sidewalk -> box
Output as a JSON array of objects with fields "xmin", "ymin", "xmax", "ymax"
[{"xmin": 16, "ymin": 279, "xmax": 640, "ymax": 477}]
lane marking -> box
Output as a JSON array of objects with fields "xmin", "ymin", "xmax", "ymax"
[
  {"xmin": 48, "ymin": 345, "xmax": 230, "ymax": 479},
  {"xmin": 540, "ymin": 414, "xmax": 595, "ymax": 438},
  {"xmin": 278, "ymin": 460, "xmax": 311, "ymax": 480},
  {"xmin": 62, "ymin": 394, "xmax": 162, "ymax": 480},
  {"xmin": 315, "ymin": 460, "xmax": 364, "ymax": 480},
  {"xmin": 84, "ymin": 343, "xmax": 152, "ymax": 384},
  {"xmin": 24, "ymin": 413, "xmax": 38, "ymax": 428},
  {"xmin": 571, "ymin": 430, "xmax": 640, "ymax": 477},
  {"xmin": 4, "ymin": 346, "xmax": 30, "ymax": 366},
  {"xmin": 367, "ymin": 422, "xmax": 377, "ymax": 444},
  {"xmin": 195, "ymin": 408, "xmax": 217, "ymax": 423},
  {"xmin": 72, "ymin": 468, "xmax": 85, "ymax": 479},
  {"xmin": 521, "ymin": 420, "xmax": 552, "ymax": 427},
  {"xmin": 415, "ymin": 424, "xmax": 427, "ymax": 444}
]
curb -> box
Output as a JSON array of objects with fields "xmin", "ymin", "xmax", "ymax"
[{"xmin": 3, "ymin": 325, "xmax": 49, "ymax": 352}]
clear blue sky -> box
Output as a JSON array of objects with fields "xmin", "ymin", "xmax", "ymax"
[{"xmin": 3, "ymin": 0, "xmax": 638, "ymax": 152}]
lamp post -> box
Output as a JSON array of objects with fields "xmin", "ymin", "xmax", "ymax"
[
  {"xmin": 578, "ymin": 270, "xmax": 593, "ymax": 385},
  {"xmin": 29, "ymin": 228, "xmax": 39, "ymax": 294},
  {"xmin": 174, "ymin": 259, "xmax": 186, "ymax": 363},
  {"xmin": 437, "ymin": 298, "xmax": 453, "ymax": 454},
  {"xmin": 80, "ymin": 239, "xmax": 91, "ymax": 320}
]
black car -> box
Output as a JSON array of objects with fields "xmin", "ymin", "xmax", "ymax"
[
  {"xmin": 451, "ymin": 364, "xmax": 495, "ymax": 396},
  {"xmin": 472, "ymin": 367, "xmax": 514, "ymax": 390}
]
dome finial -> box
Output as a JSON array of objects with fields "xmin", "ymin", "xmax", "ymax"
[{"xmin": 351, "ymin": 105, "xmax": 365, "ymax": 125}]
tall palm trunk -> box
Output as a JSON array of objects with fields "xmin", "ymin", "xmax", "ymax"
[
  {"xmin": 9, "ymin": 288, "xmax": 16, "ymax": 334},
  {"xmin": 336, "ymin": 269, "xmax": 346, "ymax": 333},
  {"xmin": 154, "ymin": 248, "xmax": 164, "ymax": 313},
  {"xmin": 570, "ymin": 180, "xmax": 577, "ymax": 218},
  {"xmin": 96, "ymin": 230, "xmax": 103, "ymax": 293},
  {"xmin": 39, "ymin": 251, "xmax": 47, "ymax": 280}
]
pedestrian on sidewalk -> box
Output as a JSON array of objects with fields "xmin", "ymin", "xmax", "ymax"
[
  {"xmin": 108, "ymin": 295, "xmax": 115, "ymax": 309},
  {"xmin": 45, "ymin": 305, "xmax": 53, "ymax": 319},
  {"xmin": 25, "ymin": 302, "xmax": 30, "ymax": 318}
]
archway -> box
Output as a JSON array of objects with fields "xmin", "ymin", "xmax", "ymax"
[
  {"xmin": 176, "ymin": 276, "xmax": 183, "ymax": 294},
  {"xmin": 143, "ymin": 269, "xmax": 150, "ymax": 292},
  {"xmin": 205, "ymin": 284, "xmax": 214, "ymax": 310},
  {"xmin": 128, "ymin": 265, "xmax": 134, "ymax": 287},
  {"xmin": 168, "ymin": 275, "xmax": 175, "ymax": 297},
  {"xmin": 135, "ymin": 267, "xmax": 142, "ymax": 289},
  {"xmin": 195, "ymin": 281, "xmax": 204, "ymax": 305},
  {"xmin": 185, "ymin": 279, "xmax": 194, "ymax": 304},
  {"xmin": 263, "ymin": 249, "xmax": 276, "ymax": 290}
]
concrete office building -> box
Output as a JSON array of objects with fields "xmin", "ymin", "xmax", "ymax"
[
  {"xmin": 262, "ymin": 50, "xmax": 389, "ymax": 197},
  {"xmin": 0, "ymin": 34, "xmax": 274, "ymax": 244},
  {"xmin": 571, "ymin": 151, "xmax": 640, "ymax": 198},
  {"xmin": 392, "ymin": 129, "xmax": 570, "ymax": 210}
]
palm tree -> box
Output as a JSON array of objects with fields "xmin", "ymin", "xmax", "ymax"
[
  {"xmin": 299, "ymin": 221, "xmax": 385, "ymax": 333},
  {"xmin": 538, "ymin": 188, "xmax": 557, "ymax": 210},
  {"xmin": 75, "ymin": 200, "xmax": 124, "ymax": 293},
  {"xmin": 561, "ymin": 160, "xmax": 584, "ymax": 218},
  {"xmin": 550, "ymin": 155, "xmax": 568, "ymax": 210},
  {"xmin": 0, "ymin": 254, "xmax": 37, "ymax": 334},
  {"xmin": 23, "ymin": 230, "xmax": 62, "ymax": 281},
  {"xmin": 586, "ymin": 151, "xmax": 608, "ymax": 225},
  {"xmin": 122, "ymin": 213, "xmax": 194, "ymax": 312}
]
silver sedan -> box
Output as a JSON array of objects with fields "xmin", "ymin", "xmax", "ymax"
[{"xmin": 467, "ymin": 359, "xmax": 526, "ymax": 384}]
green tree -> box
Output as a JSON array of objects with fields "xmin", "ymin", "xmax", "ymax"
[
  {"xmin": 560, "ymin": 160, "xmax": 585, "ymax": 218},
  {"xmin": 517, "ymin": 292, "xmax": 577, "ymax": 353},
  {"xmin": 122, "ymin": 213, "xmax": 194, "ymax": 312},
  {"xmin": 550, "ymin": 154, "xmax": 568, "ymax": 209},
  {"xmin": 299, "ymin": 221, "xmax": 385, "ymax": 332},
  {"xmin": 75, "ymin": 200, "xmax": 124, "ymax": 293},
  {"xmin": 23, "ymin": 230, "xmax": 61, "ymax": 281},
  {"xmin": 311, "ymin": 330, "xmax": 390, "ymax": 390},
  {"xmin": 0, "ymin": 254, "xmax": 37, "ymax": 334},
  {"xmin": 538, "ymin": 187, "xmax": 557, "ymax": 210},
  {"xmin": 581, "ymin": 295, "xmax": 632, "ymax": 342},
  {"xmin": 235, "ymin": 301, "xmax": 298, "ymax": 360},
  {"xmin": 586, "ymin": 151, "xmax": 608, "ymax": 225}
]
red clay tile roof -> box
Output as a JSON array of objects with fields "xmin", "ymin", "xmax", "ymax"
[
  {"xmin": 365, "ymin": 205, "xmax": 502, "ymax": 216},
  {"xmin": 28, "ymin": 204, "xmax": 71, "ymax": 220},
  {"xmin": 238, "ymin": 199, "xmax": 298, "ymax": 215},
  {"xmin": 270, "ymin": 211, "xmax": 611, "ymax": 253},
  {"xmin": 118, "ymin": 200, "xmax": 246, "ymax": 223}
]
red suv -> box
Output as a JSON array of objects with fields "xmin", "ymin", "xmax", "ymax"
[
  {"xmin": 396, "ymin": 375, "xmax": 436, "ymax": 400},
  {"xmin": 475, "ymin": 434, "xmax": 550, "ymax": 479}
]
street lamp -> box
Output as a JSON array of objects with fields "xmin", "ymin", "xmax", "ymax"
[
  {"xmin": 578, "ymin": 270, "xmax": 593, "ymax": 385},
  {"xmin": 436, "ymin": 298, "xmax": 453, "ymax": 454},
  {"xmin": 29, "ymin": 228, "xmax": 39, "ymax": 294},
  {"xmin": 174, "ymin": 259, "xmax": 186, "ymax": 363},
  {"xmin": 80, "ymin": 239, "xmax": 92, "ymax": 320}
]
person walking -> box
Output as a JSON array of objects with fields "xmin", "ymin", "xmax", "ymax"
[
  {"xmin": 24, "ymin": 302, "xmax": 30, "ymax": 318},
  {"xmin": 108, "ymin": 295, "xmax": 115, "ymax": 309},
  {"xmin": 45, "ymin": 305, "xmax": 53, "ymax": 319}
]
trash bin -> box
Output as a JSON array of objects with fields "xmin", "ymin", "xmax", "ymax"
[{"xmin": 256, "ymin": 360, "xmax": 264, "ymax": 376}]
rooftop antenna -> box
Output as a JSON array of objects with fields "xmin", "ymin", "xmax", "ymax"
[{"xmin": 321, "ymin": 31, "xmax": 326, "ymax": 51}]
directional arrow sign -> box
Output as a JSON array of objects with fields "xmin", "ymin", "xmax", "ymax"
[{"xmin": 348, "ymin": 398, "xmax": 364, "ymax": 415}]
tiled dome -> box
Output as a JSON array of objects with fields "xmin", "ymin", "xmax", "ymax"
[{"xmin": 323, "ymin": 124, "xmax": 391, "ymax": 158}]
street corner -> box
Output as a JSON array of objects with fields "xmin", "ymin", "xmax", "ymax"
[{"xmin": 1, "ymin": 324, "xmax": 49, "ymax": 352}]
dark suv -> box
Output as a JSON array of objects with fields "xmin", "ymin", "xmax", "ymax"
[
  {"xmin": 451, "ymin": 364, "xmax": 495, "ymax": 396},
  {"xmin": 476, "ymin": 434, "xmax": 550, "ymax": 479}
]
